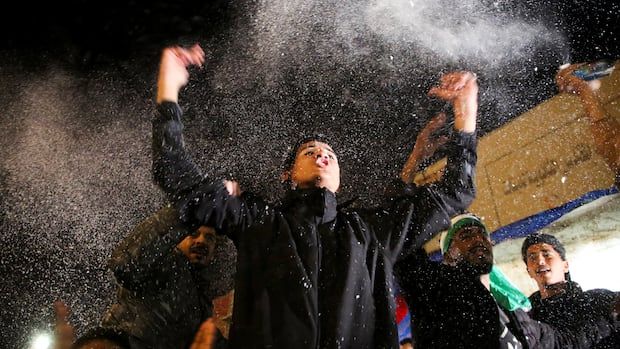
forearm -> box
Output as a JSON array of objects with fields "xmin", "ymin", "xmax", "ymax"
[
  {"xmin": 157, "ymin": 79, "xmax": 180, "ymax": 104},
  {"xmin": 435, "ymin": 131, "xmax": 477, "ymax": 212},
  {"xmin": 152, "ymin": 101, "xmax": 205, "ymax": 201},
  {"xmin": 576, "ymin": 91, "xmax": 620, "ymax": 173},
  {"xmin": 453, "ymin": 97, "xmax": 477, "ymax": 133},
  {"xmin": 577, "ymin": 91, "xmax": 607, "ymax": 122}
]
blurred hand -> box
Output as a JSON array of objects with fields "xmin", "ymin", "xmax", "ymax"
[
  {"xmin": 224, "ymin": 180, "xmax": 242, "ymax": 197},
  {"xmin": 428, "ymin": 71, "xmax": 478, "ymax": 133},
  {"xmin": 190, "ymin": 318, "xmax": 217, "ymax": 349},
  {"xmin": 428, "ymin": 71, "xmax": 478, "ymax": 104},
  {"xmin": 556, "ymin": 63, "xmax": 595, "ymax": 95},
  {"xmin": 53, "ymin": 300, "xmax": 75, "ymax": 349},
  {"xmin": 157, "ymin": 44, "xmax": 206, "ymax": 103}
]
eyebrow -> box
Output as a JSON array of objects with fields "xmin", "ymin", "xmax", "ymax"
[
  {"xmin": 528, "ymin": 248, "xmax": 553, "ymax": 255},
  {"xmin": 298, "ymin": 143, "xmax": 336, "ymax": 155}
]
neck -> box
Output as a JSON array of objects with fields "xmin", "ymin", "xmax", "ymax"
[
  {"xmin": 293, "ymin": 181, "xmax": 336, "ymax": 192},
  {"xmin": 540, "ymin": 281, "xmax": 567, "ymax": 299},
  {"xmin": 480, "ymin": 273, "xmax": 491, "ymax": 291}
]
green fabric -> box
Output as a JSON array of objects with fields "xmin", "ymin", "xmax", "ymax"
[{"xmin": 490, "ymin": 265, "xmax": 531, "ymax": 311}]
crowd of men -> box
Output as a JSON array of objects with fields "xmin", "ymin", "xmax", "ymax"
[{"xmin": 52, "ymin": 44, "xmax": 619, "ymax": 349}]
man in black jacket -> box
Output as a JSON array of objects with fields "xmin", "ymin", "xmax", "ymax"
[
  {"xmin": 102, "ymin": 206, "xmax": 233, "ymax": 349},
  {"xmin": 522, "ymin": 233, "xmax": 619, "ymax": 348},
  {"xmin": 395, "ymin": 214, "xmax": 616, "ymax": 349},
  {"xmin": 151, "ymin": 43, "xmax": 478, "ymax": 349}
]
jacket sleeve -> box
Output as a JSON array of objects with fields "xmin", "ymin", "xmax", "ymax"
[
  {"xmin": 393, "ymin": 249, "xmax": 442, "ymax": 302},
  {"xmin": 511, "ymin": 308, "xmax": 617, "ymax": 349},
  {"xmin": 151, "ymin": 102, "xmax": 270, "ymax": 244},
  {"xmin": 359, "ymin": 131, "xmax": 477, "ymax": 262},
  {"xmin": 107, "ymin": 206, "xmax": 190, "ymax": 291}
]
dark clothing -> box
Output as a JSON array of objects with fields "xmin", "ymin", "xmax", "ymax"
[
  {"xmin": 102, "ymin": 207, "xmax": 221, "ymax": 349},
  {"xmin": 395, "ymin": 249, "xmax": 506, "ymax": 348},
  {"xmin": 151, "ymin": 102, "xmax": 477, "ymax": 349},
  {"xmin": 395, "ymin": 250, "xmax": 617, "ymax": 349},
  {"xmin": 529, "ymin": 281, "xmax": 620, "ymax": 348}
]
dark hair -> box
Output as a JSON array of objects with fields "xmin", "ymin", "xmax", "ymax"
[
  {"xmin": 282, "ymin": 133, "xmax": 335, "ymax": 171},
  {"xmin": 521, "ymin": 233, "xmax": 567, "ymax": 263},
  {"xmin": 521, "ymin": 232, "xmax": 571, "ymax": 281},
  {"xmin": 71, "ymin": 327, "xmax": 130, "ymax": 349}
]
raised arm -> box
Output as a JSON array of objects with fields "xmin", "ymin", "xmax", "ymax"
[
  {"xmin": 400, "ymin": 112, "xmax": 449, "ymax": 184},
  {"xmin": 400, "ymin": 71, "xmax": 478, "ymax": 251},
  {"xmin": 362, "ymin": 72, "xmax": 478, "ymax": 260},
  {"xmin": 152, "ymin": 44, "xmax": 208, "ymax": 200},
  {"xmin": 556, "ymin": 63, "xmax": 620, "ymax": 183},
  {"xmin": 428, "ymin": 71, "xmax": 478, "ymax": 133},
  {"xmin": 151, "ymin": 44, "xmax": 264, "ymax": 243}
]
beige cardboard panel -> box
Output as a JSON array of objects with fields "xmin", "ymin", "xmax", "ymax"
[
  {"xmin": 422, "ymin": 234, "xmax": 442, "ymax": 254},
  {"xmin": 484, "ymin": 118, "xmax": 614, "ymax": 227},
  {"xmin": 477, "ymin": 95, "xmax": 583, "ymax": 166},
  {"xmin": 468, "ymin": 165, "xmax": 501, "ymax": 231},
  {"xmin": 604, "ymin": 99, "xmax": 620, "ymax": 121}
]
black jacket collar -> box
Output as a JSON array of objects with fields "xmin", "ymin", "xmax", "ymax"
[
  {"xmin": 282, "ymin": 187, "xmax": 338, "ymax": 223},
  {"xmin": 529, "ymin": 281, "xmax": 582, "ymax": 305}
]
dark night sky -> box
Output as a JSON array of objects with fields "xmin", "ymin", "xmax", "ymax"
[{"xmin": 0, "ymin": 1, "xmax": 618, "ymax": 348}]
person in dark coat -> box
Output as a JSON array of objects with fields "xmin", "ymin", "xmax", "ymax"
[
  {"xmin": 395, "ymin": 214, "xmax": 617, "ymax": 349},
  {"xmin": 151, "ymin": 43, "xmax": 479, "ymax": 349},
  {"xmin": 522, "ymin": 233, "xmax": 620, "ymax": 348},
  {"xmin": 101, "ymin": 206, "xmax": 234, "ymax": 349}
]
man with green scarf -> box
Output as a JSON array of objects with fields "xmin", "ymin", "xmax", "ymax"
[{"xmin": 395, "ymin": 213, "xmax": 615, "ymax": 348}]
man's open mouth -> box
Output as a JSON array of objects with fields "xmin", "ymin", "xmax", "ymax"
[
  {"xmin": 190, "ymin": 247, "xmax": 207, "ymax": 256},
  {"xmin": 470, "ymin": 246, "xmax": 489, "ymax": 257},
  {"xmin": 316, "ymin": 158, "xmax": 328, "ymax": 167}
]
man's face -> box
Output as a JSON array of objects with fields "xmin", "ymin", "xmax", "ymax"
[
  {"xmin": 177, "ymin": 226, "xmax": 217, "ymax": 266},
  {"xmin": 288, "ymin": 141, "xmax": 340, "ymax": 193},
  {"xmin": 525, "ymin": 243, "xmax": 568, "ymax": 289},
  {"xmin": 446, "ymin": 226, "xmax": 494, "ymax": 275}
]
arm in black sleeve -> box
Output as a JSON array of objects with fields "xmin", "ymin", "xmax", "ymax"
[
  {"xmin": 406, "ymin": 130, "xmax": 477, "ymax": 250},
  {"xmin": 361, "ymin": 130, "xmax": 477, "ymax": 261},
  {"xmin": 151, "ymin": 102, "xmax": 270, "ymax": 244},
  {"xmin": 152, "ymin": 102, "xmax": 205, "ymax": 202},
  {"xmin": 107, "ymin": 206, "xmax": 190, "ymax": 290},
  {"xmin": 512, "ymin": 308, "xmax": 616, "ymax": 349},
  {"xmin": 393, "ymin": 248, "xmax": 444, "ymax": 325}
]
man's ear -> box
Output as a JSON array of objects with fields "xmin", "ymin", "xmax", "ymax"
[
  {"xmin": 280, "ymin": 170, "xmax": 290, "ymax": 183},
  {"xmin": 563, "ymin": 260, "xmax": 569, "ymax": 274},
  {"xmin": 443, "ymin": 250, "xmax": 456, "ymax": 267}
]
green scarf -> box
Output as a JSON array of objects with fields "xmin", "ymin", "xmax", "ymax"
[{"xmin": 490, "ymin": 265, "xmax": 531, "ymax": 311}]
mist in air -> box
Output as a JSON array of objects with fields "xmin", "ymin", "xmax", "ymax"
[{"xmin": 1, "ymin": 0, "xmax": 604, "ymax": 347}]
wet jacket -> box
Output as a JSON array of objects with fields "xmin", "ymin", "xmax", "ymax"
[
  {"xmin": 102, "ymin": 207, "xmax": 219, "ymax": 349},
  {"xmin": 529, "ymin": 281, "xmax": 620, "ymax": 348},
  {"xmin": 151, "ymin": 101, "xmax": 477, "ymax": 349},
  {"xmin": 395, "ymin": 250, "xmax": 616, "ymax": 349}
]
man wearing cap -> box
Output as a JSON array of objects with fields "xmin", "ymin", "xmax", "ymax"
[
  {"xmin": 395, "ymin": 214, "xmax": 617, "ymax": 348},
  {"xmin": 522, "ymin": 233, "xmax": 620, "ymax": 348}
]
